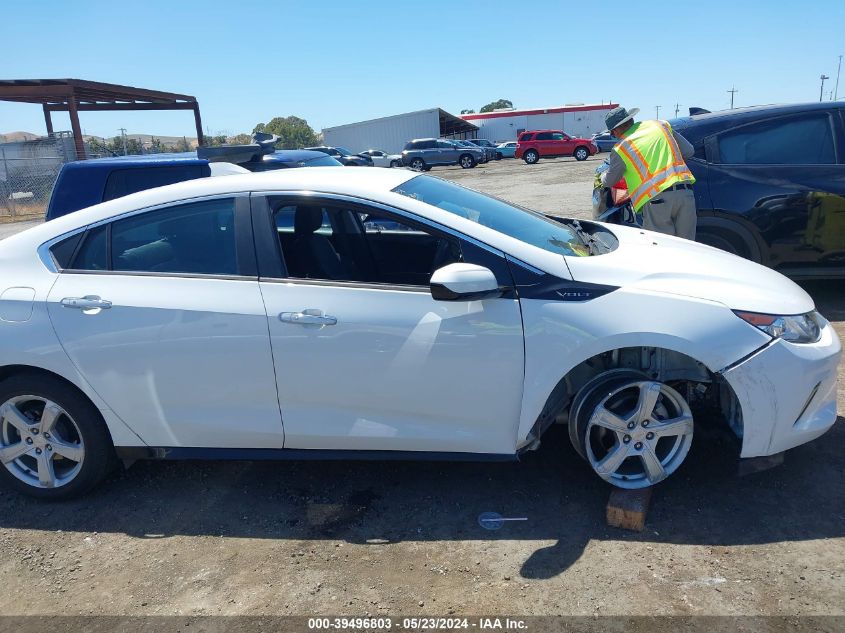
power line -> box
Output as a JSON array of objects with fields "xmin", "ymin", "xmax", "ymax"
[{"xmin": 727, "ymin": 86, "xmax": 738, "ymax": 109}]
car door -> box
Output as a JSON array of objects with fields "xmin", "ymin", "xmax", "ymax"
[
  {"xmin": 533, "ymin": 131, "xmax": 554, "ymax": 156},
  {"xmin": 706, "ymin": 110, "xmax": 845, "ymax": 276},
  {"xmin": 46, "ymin": 195, "xmax": 284, "ymax": 448},
  {"xmin": 550, "ymin": 132, "xmax": 571, "ymax": 156},
  {"xmin": 437, "ymin": 140, "xmax": 458, "ymax": 165},
  {"xmin": 253, "ymin": 193, "xmax": 525, "ymax": 454}
]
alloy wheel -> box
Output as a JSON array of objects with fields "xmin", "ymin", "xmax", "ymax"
[
  {"xmin": 0, "ymin": 396, "xmax": 85, "ymax": 489},
  {"xmin": 410, "ymin": 159, "xmax": 425, "ymax": 171},
  {"xmin": 584, "ymin": 380, "xmax": 693, "ymax": 488}
]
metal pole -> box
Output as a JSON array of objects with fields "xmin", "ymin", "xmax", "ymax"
[
  {"xmin": 655, "ymin": 105, "xmax": 661, "ymax": 119},
  {"xmin": 727, "ymin": 86, "xmax": 738, "ymax": 109},
  {"xmin": 674, "ymin": 103, "xmax": 680, "ymax": 117},
  {"xmin": 119, "ymin": 128, "xmax": 128, "ymax": 155},
  {"xmin": 67, "ymin": 96, "xmax": 87, "ymax": 160},
  {"xmin": 819, "ymin": 75, "xmax": 829, "ymax": 102},
  {"xmin": 835, "ymin": 56, "xmax": 842, "ymax": 101}
]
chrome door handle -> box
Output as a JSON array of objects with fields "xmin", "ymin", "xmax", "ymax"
[
  {"xmin": 60, "ymin": 296, "xmax": 112, "ymax": 310},
  {"xmin": 279, "ymin": 309, "xmax": 337, "ymax": 326}
]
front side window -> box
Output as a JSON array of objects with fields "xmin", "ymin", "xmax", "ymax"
[
  {"xmin": 717, "ymin": 115, "xmax": 836, "ymax": 165},
  {"xmin": 551, "ymin": 133, "xmax": 566, "ymax": 141},
  {"xmin": 437, "ymin": 141, "xmax": 455, "ymax": 149},
  {"xmin": 70, "ymin": 198, "xmax": 239, "ymax": 275},
  {"xmin": 393, "ymin": 176, "xmax": 589, "ymax": 257},
  {"xmin": 271, "ymin": 200, "xmax": 461, "ymax": 286}
]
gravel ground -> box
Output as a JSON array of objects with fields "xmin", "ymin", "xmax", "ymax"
[{"xmin": 0, "ymin": 158, "xmax": 843, "ymax": 620}]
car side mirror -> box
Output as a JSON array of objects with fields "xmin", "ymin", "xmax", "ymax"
[{"xmin": 430, "ymin": 263, "xmax": 501, "ymax": 301}]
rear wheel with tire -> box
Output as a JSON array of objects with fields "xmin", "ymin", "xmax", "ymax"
[
  {"xmin": 495, "ymin": 152, "xmax": 503, "ymax": 160},
  {"xmin": 0, "ymin": 374, "xmax": 115, "ymax": 499},
  {"xmin": 389, "ymin": 160, "xmax": 399, "ymax": 168},
  {"xmin": 459, "ymin": 154, "xmax": 477, "ymax": 169},
  {"xmin": 523, "ymin": 149, "xmax": 540, "ymax": 164},
  {"xmin": 409, "ymin": 158, "xmax": 426, "ymax": 172},
  {"xmin": 574, "ymin": 146, "xmax": 590, "ymax": 161},
  {"xmin": 569, "ymin": 370, "xmax": 694, "ymax": 488}
]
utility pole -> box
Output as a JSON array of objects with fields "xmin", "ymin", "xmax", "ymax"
[
  {"xmin": 819, "ymin": 75, "xmax": 829, "ymax": 102},
  {"xmin": 674, "ymin": 102, "xmax": 681, "ymax": 117},
  {"xmin": 655, "ymin": 105, "xmax": 661, "ymax": 119},
  {"xmin": 834, "ymin": 55, "xmax": 842, "ymax": 101},
  {"xmin": 727, "ymin": 86, "xmax": 738, "ymax": 109},
  {"xmin": 119, "ymin": 127, "xmax": 128, "ymax": 155}
]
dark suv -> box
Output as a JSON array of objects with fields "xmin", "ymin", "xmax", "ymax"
[
  {"xmin": 670, "ymin": 102, "xmax": 845, "ymax": 279},
  {"xmin": 304, "ymin": 146, "xmax": 372, "ymax": 166},
  {"xmin": 401, "ymin": 138, "xmax": 484, "ymax": 171}
]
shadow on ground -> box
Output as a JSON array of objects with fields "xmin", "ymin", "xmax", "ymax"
[{"xmin": 0, "ymin": 283, "xmax": 842, "ymax": 579}]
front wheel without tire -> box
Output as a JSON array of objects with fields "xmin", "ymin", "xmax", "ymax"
[
  {"xmin": 0, "ymin": 374, "xmax": 115, "ymax": 499},
  {"xmin": 570, "ymin": 373, "xmax": 693, "ymax": 488}
]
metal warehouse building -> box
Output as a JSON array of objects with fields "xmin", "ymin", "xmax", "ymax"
[
  {"xmin": 322, "ymin": 108, "xmax": 478, "ymax": 155},
  {"xmin": 461, "ymin": 103, "xmax": 619, "ymax": 143}
]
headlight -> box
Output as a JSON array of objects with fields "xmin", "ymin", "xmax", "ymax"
[{"xmin": 734, "ymin": 310, "xmax": 821, "ymax": 343}]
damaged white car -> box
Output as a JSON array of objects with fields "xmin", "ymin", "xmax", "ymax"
[{"xmin": 0, "ymin": 168, "xmax": 840, "ymax": 498}]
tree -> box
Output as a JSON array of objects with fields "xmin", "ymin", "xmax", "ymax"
[
  {"xmin": 228, "ymin": 133, "xmax": 252, "ymax": 145},
  {"xmin": 479, "ymin": 99, "xmax": 513, "ymax": 113},
  {"xmin": 252, "ymin": 116, "xmax": 319, "ymax": 149},
  {"xmin": 202, "ymin": 134, "xmax": 228, "ymax": 147},
  {"xmin": 460, "ymin": 109, "xmax": 475, "ymax": 114},
  {"xmin": 173, "ymin": 136, "xmax": 191, "ymax": 152}
]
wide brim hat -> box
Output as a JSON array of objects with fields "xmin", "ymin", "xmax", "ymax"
[{"xmin": 605, "ymin": 106, "xmax": 640, "ymax": 132}]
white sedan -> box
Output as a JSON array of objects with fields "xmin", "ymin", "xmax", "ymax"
[
  {"xmin": 0, "ymin": 168, "xmax": 839, "ymax": 498},
  {"xmin": 358, "ymin": 149, "xmax": 402, "ymax": 168}
]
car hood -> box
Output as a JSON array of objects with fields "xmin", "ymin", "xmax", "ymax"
[{"xmin": 563, "ymin": 224, "xmax": 814, "ymax": 315}]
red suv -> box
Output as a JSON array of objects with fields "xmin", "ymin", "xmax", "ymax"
[{"xmin": 515, "ymin": 130, "xmax": 598, "ymax": 164}]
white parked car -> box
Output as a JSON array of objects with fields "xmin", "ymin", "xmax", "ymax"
[
  {"xmin": 357, "ymin": 149, "xmax": 402, "ymax": 168},
  {"xmin": 0, "ymin": 168, "xmax": 839, "ymax": 498}
]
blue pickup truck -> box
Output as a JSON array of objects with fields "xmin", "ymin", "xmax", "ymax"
[{"xmin": 46, "ymin": 139, "xmax": 340, "ymax": 220}]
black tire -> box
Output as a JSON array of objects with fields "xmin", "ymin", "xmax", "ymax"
[
  {"xmin": 698, "ymin": 228, "xmax": 748, "ymax": 259},
  {"xmin": 422, "ymin": 166, "xmax": 432, "ymax": 172},
  {"xmin": 389, "ymin": 160, "xmax": 399, "ymax": 168},
  {"xmin": 495, "ymin": 152, "xmax": 503, "ymax": 160},
  {"xmin": 409, "ymin": 158, "xmax": 426, "ymax": 172},
  {"xmin": 523, "ymin": 149, "xmax": 540, "ymax": 164},
  {"xmin": 0, "ymin": 373, "xmax": 116, "ymax": 500},
  {"xmin": 459, "ymin": 154, "xmax": 477, "ymax": 169},
  {"xmin": 574, "ymin": 146, "xmax": 590, "ymax": 161}
]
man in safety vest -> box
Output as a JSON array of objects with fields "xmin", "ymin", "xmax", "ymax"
[{"xmin": 599, "ymin": 106, "xmax": 697, "ymax": 239}]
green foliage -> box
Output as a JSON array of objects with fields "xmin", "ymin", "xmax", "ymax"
[
  {"xmin": 228, "ymin": 133, "xmax": 253, "ymax": 145},
  {"xmin": 479, "ymin": 99, "xmax": 513, "ymax": 113},
  {"xmin": 460, "ymin": 109, "xmax": 476, "ymax": 114},
  {"xmin": 252, "ymin": 116, "xmax": 319, "ymax": 149},
  {"xmin": 202, "ymin": 134, "xmax": 228, "ymax": 147}
]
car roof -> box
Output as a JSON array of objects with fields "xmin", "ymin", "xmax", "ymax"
[
  {"xmin": 670, "ymin": 102, "xmax": 844, "ymax": 136},
  {"xmin": 261, "ymin": 149, "xmax": 329, "ymax": 163},
  {"xmin": 64, "ymin": 153, "xmax": 206, "ymax": 169}
]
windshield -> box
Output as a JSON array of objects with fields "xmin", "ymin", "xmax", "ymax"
[
  {"xmin": 305, "ymin": 155, "xmax": 343, "ymax": 166},
  {"xmin": 392, "ymin": 176, "xmax": 590, "ymax": 257}
]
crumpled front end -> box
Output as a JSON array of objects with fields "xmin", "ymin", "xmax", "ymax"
[{"xmin": 721, "ymin": 318, "xmax": 841, "ymax": 457}]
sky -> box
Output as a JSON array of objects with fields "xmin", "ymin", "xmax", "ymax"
[{"xmin": 2, "ymin": 0, "xmax": 844, "ymax": 139}]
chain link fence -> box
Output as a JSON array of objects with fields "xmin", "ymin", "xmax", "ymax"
[{"xmin": 0, "ymin": 133, "xmax": 76, "ymax": 220}]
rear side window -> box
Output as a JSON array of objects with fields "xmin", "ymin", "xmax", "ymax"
[
  {"xmin": 72, "ymin": 225, "xmax": 109, "ymax": 271},
  {"xmin": 49, "ymin": 232, "xmax": 84, "ymax": 269},
  {"xmin": 519, "ymin": 133, "xmax": 534, "ymax": 142},
  {"xmin": 68, "ymin": 198, "xmax": 239, "ymax": 275},
  {"xmin": 102, "ymin": 165, "xmax": 205, "ymax": 202},
  {"xmin": 717, "ymin": 115, "xmax": 836, "ymax": 165},
  {"xmin": 535, "ymin": 132, "xmax": 554, "ymax": 141}
]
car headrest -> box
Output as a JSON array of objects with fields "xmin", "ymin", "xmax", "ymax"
[{"xmin": 294, "ymin": 206, "xmax": 324, "ymax": 236}]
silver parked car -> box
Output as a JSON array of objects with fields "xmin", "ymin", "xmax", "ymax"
[{"xmin": 401, "ymin": 138, "xmax": 483, "ymax": 171}]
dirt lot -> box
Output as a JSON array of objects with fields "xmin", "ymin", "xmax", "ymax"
[{"xmin": 1, "ymin": 157, "xmax": 843, "ymax": 620}]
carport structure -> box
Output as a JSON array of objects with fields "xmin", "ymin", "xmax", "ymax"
[{"xmin": 0, "ymin": 78, "xmax": 204, "ymax": 160}]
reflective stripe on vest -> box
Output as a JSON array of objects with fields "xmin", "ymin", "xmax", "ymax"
[{"xmin": 614, "ymin": 120, "xmax": 695, "ymax": 212}]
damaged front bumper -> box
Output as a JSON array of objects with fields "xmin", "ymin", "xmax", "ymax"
[{"xmin": 720, "ymin": 318, "xmax": 841, "ymax": 458}]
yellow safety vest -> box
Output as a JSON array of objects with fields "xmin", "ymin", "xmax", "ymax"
[{"xmin": 614, "ymin": 120, "xmax": 696, "ymax": 212}]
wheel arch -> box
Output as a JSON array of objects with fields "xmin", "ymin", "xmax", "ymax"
[
  {"xmin": 522, "ymin": 344, "xmax": 743, "ymax": 452},
  {"xmin": 0, "ymin": 363, "xmax": 143, "ymax": 447},
  {"xmin": 697, "ymin": 214, "xmax": 766, "ymax": 263}
]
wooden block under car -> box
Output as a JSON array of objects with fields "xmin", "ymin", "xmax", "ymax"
[{"xmin": 606, "ymin": 487, "xmax": 652, "ymax": 532}]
